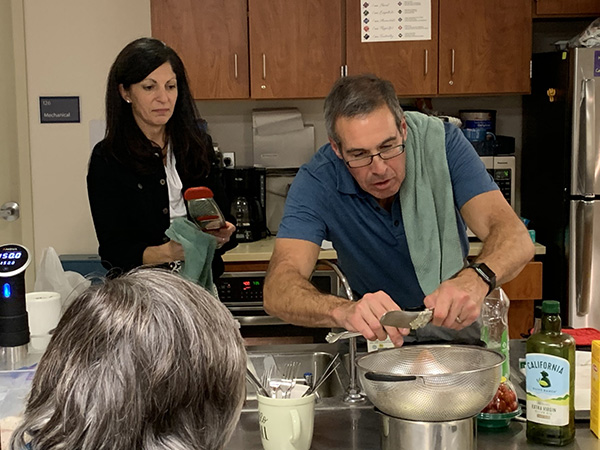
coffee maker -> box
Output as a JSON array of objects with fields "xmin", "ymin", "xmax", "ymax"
[{"xmin": 223, "ymin": 167, "xmax": 267, "ymax": 242}]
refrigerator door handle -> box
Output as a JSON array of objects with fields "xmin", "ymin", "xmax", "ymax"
[
  {"xmin": 579, "ymin": 78, "xmax": 597, "ymax": 195},
  {"xmin": 574, "ymin": 200, "xmax": 594, "ymax": 316}
]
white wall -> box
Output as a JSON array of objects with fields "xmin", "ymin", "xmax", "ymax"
[
  {"xmin": 201, "ymin": 97, "xmax": 523, "ymax": 167},
  {"xmin": 1, "ymin": 0, "xmax": 21, "ymax": 243},
  {"xmin": 23, "ymin": 0, "xmax": 151, "ymax": 260},
  {"xmin": 199, "ymin": 99, "xmax": 329, "ymax": 167}
]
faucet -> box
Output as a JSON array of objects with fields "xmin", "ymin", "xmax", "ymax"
[{"xmin": 316, "ymin": 260, "xmax": 366, "ymax": 403}]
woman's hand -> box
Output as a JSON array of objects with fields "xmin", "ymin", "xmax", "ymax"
[
  {"xmin": 143, "ymin": 240, "xmax": 185, "ymax": 265},
  {"xmin": 204, "ymin": 221, "xmax": 236, "ymax": 248}
]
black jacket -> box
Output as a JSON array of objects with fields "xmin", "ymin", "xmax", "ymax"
[{"xmin": 86, "ymin": 139, "xmax": 236, "ymax": 277}]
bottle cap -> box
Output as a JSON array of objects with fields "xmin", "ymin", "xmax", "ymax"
[{"xmin": 541, "ymin": 300, "xmax": 560, "ymax": 314}]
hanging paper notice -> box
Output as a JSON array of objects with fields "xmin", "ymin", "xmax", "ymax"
[{"xmin": 361, "ymin": 0, "xmax": 431, "ymax": 43}]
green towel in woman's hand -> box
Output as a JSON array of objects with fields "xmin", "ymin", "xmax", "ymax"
[{"xmin": 165, "ymin": 217, "xmax": 218, "ymax": 297}]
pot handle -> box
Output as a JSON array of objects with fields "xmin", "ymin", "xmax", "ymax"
[{"xmin": 364, "ymin": 372, "xmax": 417, "ymax": 382}]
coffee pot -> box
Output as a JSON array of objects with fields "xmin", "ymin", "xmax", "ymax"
[
  {"xmin": 231, "ymin": 195, "xmax": 265, "ymax": 242},
  {"xmin": 224, "ymin": 166, "xmax": 267, "ymax": 242}
]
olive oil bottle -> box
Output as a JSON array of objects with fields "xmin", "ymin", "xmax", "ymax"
[{"xmin": 526, "ymin": 300, "xmax": 575, "ymax": 446}]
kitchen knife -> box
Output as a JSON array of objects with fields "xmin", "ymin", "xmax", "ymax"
[{"xmin": 379, "ymin": 309, "xmax": 433, "ymax": 330}]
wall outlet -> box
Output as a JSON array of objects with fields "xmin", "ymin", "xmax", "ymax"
[{"xmin": 223, "ymin": 152, "xmax": 235, "ymax": 168}]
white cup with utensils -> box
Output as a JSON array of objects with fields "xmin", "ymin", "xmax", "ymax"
[
  {"xmin": 258, "ymin": 389, "xmax": 315, "ymax": 450},
  {"xmin": 25, "ymin": 291, "xmax": 61, "ymax": 352}
]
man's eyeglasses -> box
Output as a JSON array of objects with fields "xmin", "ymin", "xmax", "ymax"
[{"xmin": 344, "ymin": 143, "xmax": 406, "ymax": 168}]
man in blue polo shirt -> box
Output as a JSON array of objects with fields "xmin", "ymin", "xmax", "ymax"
[{"xmin": 263, "ymin": 74, "xmax": 534, "ymax": 346}]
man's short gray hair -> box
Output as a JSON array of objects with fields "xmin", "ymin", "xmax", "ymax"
[
  {"xmin": 10, "ymin": 268, "xmax": 247, "ymax": 450},
  {"xmin": 324, "ymin": 74, "xmax": 405, "ymax": 148}
]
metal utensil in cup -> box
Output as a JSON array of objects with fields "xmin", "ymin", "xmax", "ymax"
[
  {"xmin": 261, "ymin": 365, "xmax": 274, "ymax": 398},
  {"xmin": 285, "ymin": 362, "xmax": 300, "ymax": 398},
  {"xmin": 246, "ymin": 368, "xmax": 269, "ymax": 397},
  {"xmin": 303, "ymin": 361, "xmax": 341, "ymax": 397},
  {"xmin": 303, "ymin": 353, "xmax": 340, "ymax": 397},
  {"xmin": 268, "ymin": 377, "xmax": 283, "ymax": 399},
  {"xmin": 277, "ymin": 361, "xmax": 300, "ymax": 399}
]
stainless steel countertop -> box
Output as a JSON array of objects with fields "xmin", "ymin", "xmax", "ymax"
[
  {"xmin": 228, "ymin": 400, "xmax": 598, "ymax": 449},
  {"xmin": 231, "ymin": 340, "xmax": 596, "ymax": 449}
]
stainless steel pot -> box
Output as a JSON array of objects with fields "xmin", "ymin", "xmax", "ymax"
[
  {"xmin": 379, "ymin": 413, "xmax": 476, "ymax": 450},
  {"xmin": 356, "ymin": 345, "xmax": 503, "ymax": 421}
]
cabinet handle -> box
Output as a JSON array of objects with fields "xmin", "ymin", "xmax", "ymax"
[
  {"xmin": 424, "ymin": 49, "xmax": 428, "ymax": 75},
  {"xmin": 262, "ymin": 53, "xmax": 266, "ymax": 80},
  {"xmin": 234, "ymin": 53, "xmax": 238, "ymax": 79},
  {"xmin": 451, "ymin": 49, "xmax": 455, "ymax": 75}
]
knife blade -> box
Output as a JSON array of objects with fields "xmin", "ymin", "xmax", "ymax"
[{"xmin": 379, "ymin": 309, "xmax": 433, "ymax": 330}]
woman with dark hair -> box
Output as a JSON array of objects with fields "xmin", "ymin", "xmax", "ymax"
[{"xmin": 87, "ymin": 37, "xmax": 236, "ymax": 277}]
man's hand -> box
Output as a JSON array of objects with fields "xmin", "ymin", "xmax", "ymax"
[
  {"xmin": 331, "ymin": 291, "xmax": 410, "ymax": 346},
  {"xmin": 423, "ymin": 268, "xmax": 489, "ymax": 330}
]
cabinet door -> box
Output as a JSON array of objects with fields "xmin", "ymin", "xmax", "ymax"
[
  {"xmin": 345, "ymin": 0, "xmax": 438, "ymax": 96},
  {"xmin": 248, "ymin": 0, "xmax": 343, "ymax": 99},
  {"xmin": 151, "ymin": 0, "xmax": 249, "ymax": 99},
  {"xmin": 534, "ymin": 0, "xmax": 600, "ymax": 16},
  {"xmin": 438, "ymin": 0, "xmax": 532, "ymax": 95}
]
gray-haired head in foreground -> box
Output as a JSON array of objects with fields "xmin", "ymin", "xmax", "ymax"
[
  {"xmin": 10, "ymin": 268, "xmax": 247, "ymax": 450},
  {"xmin": 324, "ymin": 74, "xmax": 405, "ymax": 149}
]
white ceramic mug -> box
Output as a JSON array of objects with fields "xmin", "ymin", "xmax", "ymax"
[
  {"xmin": 257, "ymin": 390, "xmax": 315, "ymax": 450},
  {"xmin": 25, "ymin": 291, "xmax": 61, "ymax": 352}
]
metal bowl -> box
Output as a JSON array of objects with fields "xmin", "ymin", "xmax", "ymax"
[{"xmin": 357, "ymin": 345, "xmax": 504, "ymax": 421}]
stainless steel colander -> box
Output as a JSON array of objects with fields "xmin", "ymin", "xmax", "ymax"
[{"xmin": 356, "ymin": 345, "xmax": 504, "ymax": 421}]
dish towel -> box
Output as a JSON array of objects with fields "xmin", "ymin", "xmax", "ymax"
[
  {"xmin": 400, "ymin": 111, "xmax": 464, "ymax": 296},
  {"xmin": 165, "ymin": 217, "xmax": 218, "ymax": 298}
]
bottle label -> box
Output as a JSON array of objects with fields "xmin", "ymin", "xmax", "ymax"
[
  {"xmin": 481, "ymin": 326, "xmax": 510, "ymax": 379},
  {"xmin": 367, "ymin": 337, "xmax": 394, "ymax": 352},
  {"xmin": 526, "ymin": 353, "xmax": 570, "ymax": 426}
]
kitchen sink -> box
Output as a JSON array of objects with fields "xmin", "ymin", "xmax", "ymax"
[{"xmin": 243, "ymin": 343, "xmax": 355, "ymax": 411}]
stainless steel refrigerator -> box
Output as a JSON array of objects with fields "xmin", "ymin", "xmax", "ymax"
[{"xmin": 522, "ymin": 47, "xmax": 600, "ymax": 329}]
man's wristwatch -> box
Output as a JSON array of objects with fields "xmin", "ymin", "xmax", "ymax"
[{"xmin": 466, "ymin": 262, "xmax": 496, "ymax": 296}]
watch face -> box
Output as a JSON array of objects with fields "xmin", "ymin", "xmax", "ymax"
[
  {"xmin": 471, "ymin": 263, "xmax": 496, "ymax": 295},
  {"xmin": 476, "ymin": 263, "xmax": 495, "ymax": 280}
]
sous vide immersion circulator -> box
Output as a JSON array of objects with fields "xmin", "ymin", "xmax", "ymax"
[{"xmin": 0, "ymin": 244, "xmax": 31, "ymax": 367}]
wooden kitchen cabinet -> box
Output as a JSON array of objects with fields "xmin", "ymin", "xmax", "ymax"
[
  {"xmin": 150, "ymin": 0, "xmax": 249, "ymax": 99},
  {"xmin": 533, "ymin": 0, "xmax": 600, "ymax": 17},
  {"xmin": 345, "ymin": 0, "xmax": 439, "ymax": 96},
  {"xmin": 151, "ymin": 0, "xmax": 343, "ymax": 100},
  {"xmin": 502, "ymin": 261, "xmax": 543, "ymax": 339},
  {"xmin": 248, "ymin": 0, "xmax": 343, "ymax": 99},
  {"xmin": 438, "ymin": 0, "xmax": 532, "ymax": 95},
  {"xmin": 346, "ymin": 0, "xmax": 532, "ymax": 96}
]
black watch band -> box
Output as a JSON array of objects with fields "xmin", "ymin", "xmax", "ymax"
[{"xmin": 466, "ymin": 262, "xmax": 496, "ymax": 296}]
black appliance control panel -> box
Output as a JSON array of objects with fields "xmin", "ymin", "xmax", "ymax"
[
  {"xmin": 217, "ymin": 276, "xmax": 264, "ymax": 303},
  {"xmin": 481, "ymin": 156, "xmax": 515, "ymax": 207},
  {"xmin": 216, "ymin": 271, "xmax": 336, "ymax": 305},
  {"xmin": 487, "ymin": 167, "xmax": 512, "ymax": 205}
]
